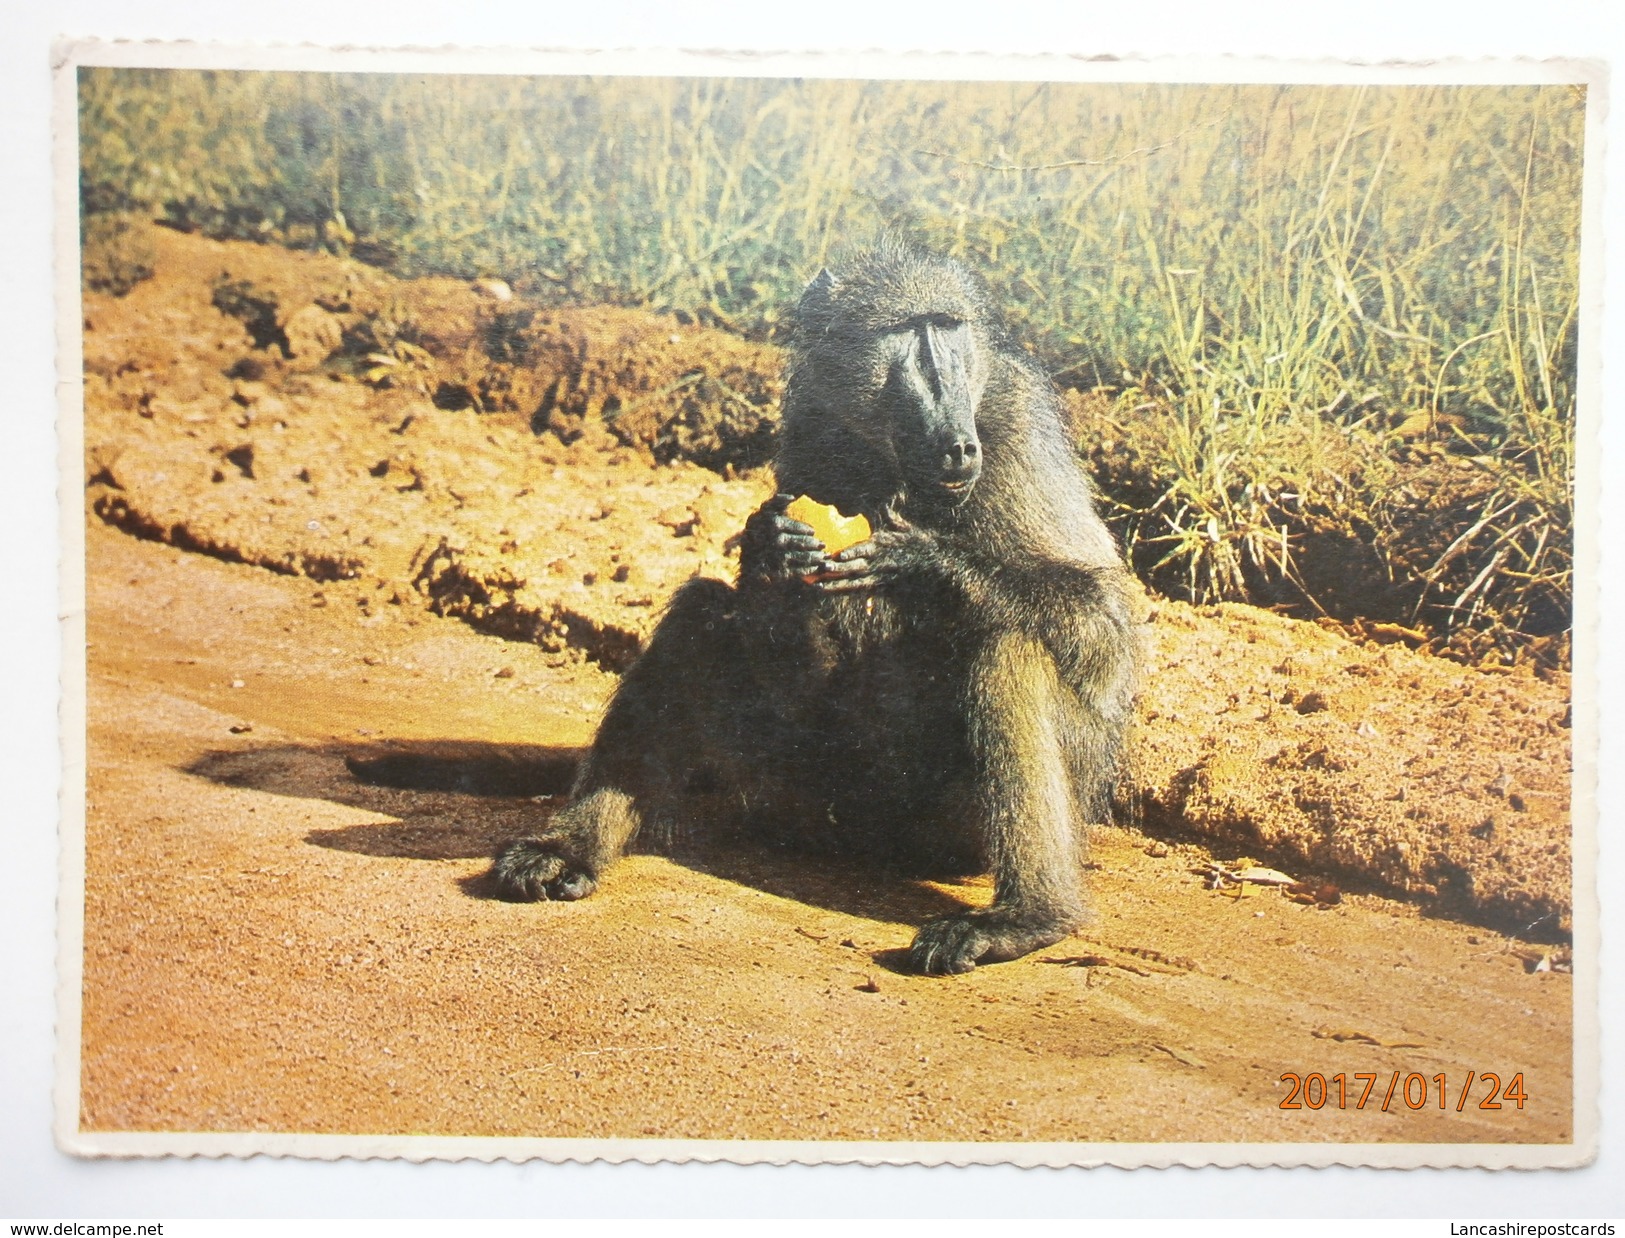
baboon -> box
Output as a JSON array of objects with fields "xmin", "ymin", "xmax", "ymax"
[{"xmin": 492, "ymin": 240, "xmax": 1138, "ymax": 974}]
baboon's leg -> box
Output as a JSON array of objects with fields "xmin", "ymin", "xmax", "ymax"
[
  {"xmin": 492, "ymin": 788, "xmax": 643, "ymax": 902},
  {"xmin": 490, "ymin": 579, "xmax": 750, "ymax": 901},
  {"xmin": 909, "ymin": 631, "xmax": 1090, "ymax": 973}
]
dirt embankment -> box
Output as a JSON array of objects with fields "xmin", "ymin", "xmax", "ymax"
[
  {"xmin": 80, "ymin": 224, "xmax": 1572, "ymax": 934},
  {"xmin": 82, "ymin": 224, "xmax": 775, "ymax": 672}
]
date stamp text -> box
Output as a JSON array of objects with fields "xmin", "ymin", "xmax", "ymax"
[{"xmin": 1278, "ymin": 1071, "xmax": 1528, "ymax": 1112}]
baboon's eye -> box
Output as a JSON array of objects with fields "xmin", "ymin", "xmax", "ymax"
[{"xmin": 891, "ymin": 313, "xmax": 964, "ymax": 334}]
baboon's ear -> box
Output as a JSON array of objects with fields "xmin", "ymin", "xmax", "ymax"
[{"xmin": 797, "ymin": 268, "xmax": 837, "ymax": 329}]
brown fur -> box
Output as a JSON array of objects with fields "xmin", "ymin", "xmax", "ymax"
[{"xmin": 491, "ymin": 241, "xmax": 1139, "ymax": 973}]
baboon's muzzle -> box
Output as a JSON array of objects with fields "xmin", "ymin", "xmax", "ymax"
[
  {"xmin": 933, "ymin": 433, "xmax": 982, "ymax": 501},
  {"xmin": 896, "ymin": 318, "xmax": 983, "ymax": 504}
]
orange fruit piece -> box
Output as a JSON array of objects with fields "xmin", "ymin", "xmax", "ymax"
[{"xmin": 784, "ymin": 495, "xmax": 872, "ymax": 557}]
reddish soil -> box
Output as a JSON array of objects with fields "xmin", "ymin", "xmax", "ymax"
[{"xmin": 70, "ymin": 226, "xmax": 1576, "ymax": 1150}]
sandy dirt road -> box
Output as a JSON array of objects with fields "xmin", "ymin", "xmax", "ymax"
[{"xmin": 76, "ymin": 522, "xmax": 1573, "ymax": 1153}]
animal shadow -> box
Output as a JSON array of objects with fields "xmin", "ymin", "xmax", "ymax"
[
  {"xmin": 184, "ymin": 739, "xmax": 976, "ymax": 924},
  {"xmin": 187, "ymin": 740, "xmax": 582, "ymax": 862}
]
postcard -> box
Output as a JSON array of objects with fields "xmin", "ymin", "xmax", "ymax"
[{"xmin": 55, "ymin": 40, "xmax": 1601, "ymax": 1167}]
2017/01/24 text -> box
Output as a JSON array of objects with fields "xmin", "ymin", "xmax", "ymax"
[{"xmin": 1279, "ymin": 1071, "xmax": 1528, "ymax": 1111}]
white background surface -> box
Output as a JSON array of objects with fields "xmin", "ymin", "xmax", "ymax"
[{"xmin": 3, "ymin": 0, "xmax": 1620, "ymax": 1219}]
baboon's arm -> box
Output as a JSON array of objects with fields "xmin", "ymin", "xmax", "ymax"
[{"xmin": 824, "ymin": 522, "xmax": 1133, "ymax": 695}]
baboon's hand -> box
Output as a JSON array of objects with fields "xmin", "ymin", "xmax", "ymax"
[
  {"xmin": 816, "ymin": 523, "xmax": 934, "ymax": 593},
  {"xmin": 740, "ymin": 493, "xmax": 825, "ymax": 585},
  {"xmin": 490, "ymin": 837, "xmax": 598, "ymax": 902},
  {"xmin": 909, "ymin": 907, "xmax": 1073, "ymax": 974}
]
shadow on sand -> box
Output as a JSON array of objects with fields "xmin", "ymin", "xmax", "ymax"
[{"xmin": 185, "ymin": 739, "xmax": 977, "ymax": 933}]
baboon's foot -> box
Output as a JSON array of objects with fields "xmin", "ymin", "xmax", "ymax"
[
  {"xmin": 489, "ymin": 837, "xmax": 598, "ymax": 902},
  {"xmin": 908, "ymin": 907, "xmax": 1074, "ymax": 975}
]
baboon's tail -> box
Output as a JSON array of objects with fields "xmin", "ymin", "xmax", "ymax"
[{"xmin": 346, "ymin": 747, "xmax": 579, "ymax": 798}]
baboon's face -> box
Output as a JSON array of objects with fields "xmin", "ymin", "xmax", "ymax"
[
  {"xmin": 869, "ymin": 313, "xmax": 987, "ymax": 506},
  {"xmin": 797, "ymin": 253, "xmax": 992, "ymax": 506}
]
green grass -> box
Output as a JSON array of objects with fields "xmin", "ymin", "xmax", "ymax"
[{"xmin": 78, "ymin": 69, "xmax": 1585, "ymax": 658}]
